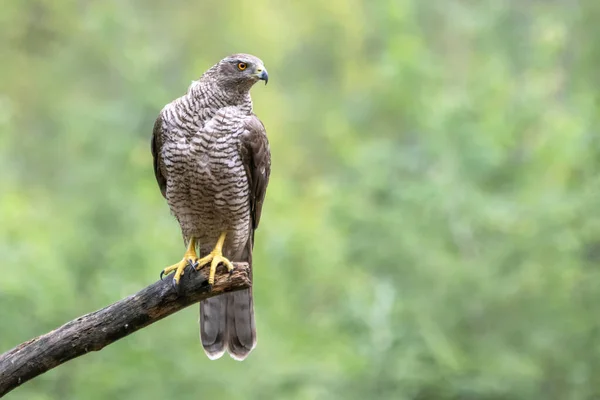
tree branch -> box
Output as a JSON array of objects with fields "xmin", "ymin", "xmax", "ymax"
[{"xmin": 0, "ymin": 263, "xmax": 251, "ymax": 397}]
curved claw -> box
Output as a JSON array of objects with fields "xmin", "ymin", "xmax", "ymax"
[
  {"xmin": 186, "ymin": 259, "xmax": 199, "ymax": 271},
  {"xmin": 184, "ymin": 260, "xmax": 198, "ymax": 281},
  {"xmin": 160, "ymin": 270, "xmax": 165, "ymax": 280},
  {"xmin": 228, "ymin": 266, "xmax": 236, "ymax": 277}
]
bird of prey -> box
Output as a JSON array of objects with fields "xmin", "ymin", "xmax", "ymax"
[{"xmin": 150, "ymin": 54, "xmax": 271, "ymax": 360}]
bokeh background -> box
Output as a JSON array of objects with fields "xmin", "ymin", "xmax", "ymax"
[{"xmin": 2, "ymin": 0, "xmax": 600, "ymax": 399}]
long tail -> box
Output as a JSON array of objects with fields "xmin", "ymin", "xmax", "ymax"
[{"xmin": 199, "ymin": 238, "xmax": 256, "ymax": 360}]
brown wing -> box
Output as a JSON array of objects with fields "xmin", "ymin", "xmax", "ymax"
[
  {"xmin": 241, "ymin": 114, "xmax": 271, "ymax": 235},
  {"xmin": 150, "ymin": 115, "xmax": 167, "ymax": 198}
]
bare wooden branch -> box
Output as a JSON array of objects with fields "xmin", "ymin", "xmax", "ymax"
[{"xmin": 0, "ymin": 263, "xmax": 251, "ymax": 397}]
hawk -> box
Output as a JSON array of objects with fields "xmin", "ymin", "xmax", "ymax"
[{"xmin": 151, "ymin": 54, "xmax": 271, "ymax": 360}]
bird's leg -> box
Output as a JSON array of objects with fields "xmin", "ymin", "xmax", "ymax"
[
  {"xmin": 196, "ymin": 231, "xmax": 235, "ymax": 286},
  {"xmin": 160, "ymin": 236, "xmax": 199, "ymax": 286}
]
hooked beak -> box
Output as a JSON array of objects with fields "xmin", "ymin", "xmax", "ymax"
[{"xmin": 255, "ymin": 66, "xmax": 269, "ymax": 85}]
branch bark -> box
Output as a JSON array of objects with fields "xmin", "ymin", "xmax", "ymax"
[{"xmin": 0, "ymin": 263, "xmax": 251, "ymax": 397}]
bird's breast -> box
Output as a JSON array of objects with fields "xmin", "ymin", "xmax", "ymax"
[{"xmin": 162, "ymin": 105, "xmax": 252, "ymax": 253}]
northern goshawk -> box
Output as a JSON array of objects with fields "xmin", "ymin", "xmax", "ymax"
[{"xmin": 151, "ymin": 53, "xmax": 271, "ymax": 360}]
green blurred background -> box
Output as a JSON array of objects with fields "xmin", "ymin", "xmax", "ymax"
[{"xmin": 2, "ymin": 0, "xmax": 600, "ymax": 399}]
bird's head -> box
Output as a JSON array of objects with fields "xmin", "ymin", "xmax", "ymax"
[{"xmin": 212, "ymin": 53, "xmax": 269, "ymax": 92}]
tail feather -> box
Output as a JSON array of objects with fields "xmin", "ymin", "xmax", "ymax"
[
  {"xmin": 199, "ymin": 235, "xmax": 256, "ymax": 360},
  {"xmin": 199, "ymin": 296, "xmax": 227, "ymax": 360},
  {"xmin": 226, "ymin": 289, "xmax": 256, "ymax": 360}
]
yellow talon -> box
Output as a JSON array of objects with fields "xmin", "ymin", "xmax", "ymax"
[
  {"xmin": 161, "ymin": 237, "xmax": 198, "ymax": 285},
  {"xmin": 196, "ymin": 232, "xmax": 235, "ymax": 285}
]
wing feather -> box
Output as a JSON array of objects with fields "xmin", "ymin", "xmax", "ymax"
[
  {"xmin": 241, "ymin": 115, "xmax": 271, "ymax": 235},
  {"xmin": 150, "ymin": 116, "xmax": 167, "ymax": 198}
]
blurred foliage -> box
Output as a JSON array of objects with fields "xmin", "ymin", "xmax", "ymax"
[{"xmin": 2, "ymin": 0, "xmax": 600, "ymax": 399}]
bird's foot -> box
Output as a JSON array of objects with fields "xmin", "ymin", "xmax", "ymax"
[
  {"xmin": 196, "ymin": 232, "xmax": 235, "ymax": 286},
  {"xmin": 160, "ymin": 238, "xmax": 198, "ymax": 289}
]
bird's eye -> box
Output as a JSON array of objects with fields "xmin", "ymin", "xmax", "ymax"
[{"xmin": 237, "ymin": 62, "xmax": 247, "ymax": 71}]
